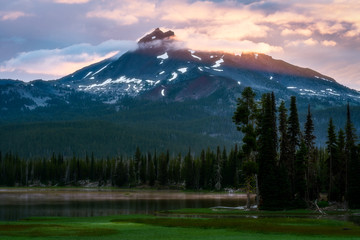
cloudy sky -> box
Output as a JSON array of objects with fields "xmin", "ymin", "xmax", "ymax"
[{"xmin": 1, "ymin": 0, "xmax": 359, "ymax": 90}]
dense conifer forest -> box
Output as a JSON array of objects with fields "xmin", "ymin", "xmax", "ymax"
[{"xmin": 1, "ymin": 87, "xmax": 360, "ymax": 210}]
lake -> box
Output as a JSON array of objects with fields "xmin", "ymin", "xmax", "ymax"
[{"xmin": 0, "ymin": 188, "xmax": 250, "ymax": 221}]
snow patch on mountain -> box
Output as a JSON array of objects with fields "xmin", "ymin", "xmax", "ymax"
[
  {"xmin": 83, "ymin": 71, "xmax": 93, "ymax": 79},
  {"xmin": 86, "ymin": 78, "xmax": 113, "ymax": 90},
  {"xmin": 169, "ymin": 72, "xmax": 178, "ymax": 81},
  {"xmin": 93, "ymin": 63, "xmax": 110, "ymax": 76},
  {"xmin": 113, "ymin": 76, "xmax": 142, "ymax": 84},
  {"xmin": 157, "ymin": 52, "xmax": 169, "ymax": 60},
  {"xmin": 178, "ymin": 67, "xmax": 187, "ymax": 73},
  {"xmin": 212, "ymin": 57, "xmax": 224, "ymax": 68},
  {"xmin": 188, "ymin": 50, "xmax": 202, "ymax": 60}
]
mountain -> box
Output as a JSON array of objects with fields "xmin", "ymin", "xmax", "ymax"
[{"xmin": 1, "ymin": 28, "xmax": 360, "ymax": 157}]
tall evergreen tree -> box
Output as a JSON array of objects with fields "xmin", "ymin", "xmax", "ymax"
[
  {"xmin": 214, "ymin": 146, "xmax": 222, "ymax": 191},
  {"xmin": 338, "ymin": 129, "xmax": 346, "ymax": 201},
  {"xmin": 278, "ymin": 100, "xmax": 292, "ymax": 206},
  {"xmin": 183, "ymin": 149, "xmax": 195, "ymax": 189},
  {"xmin": 134, "ymin": 147, "xmax": 141, "ymax": 184},
  {"xmin": 147, "ymin": 153, "xmax": 156, "ymax": 186},
  {"xmin": 287, "ymin": 96, "xmax": 301, "ymax": 197},
  {"xmin": 326, "ymin": 118, "xmax": 338, "ymax": 201},
  {"xmin": 345, "ymin": 103, "xmax": 360, "ymax": 208},
  {"xmin": 304, "ymin": 104, "xmax": 316, "ymax": 149},
  {"xmin": 257, "ymin": 93, "xmax": 280, "ymax": 210},
  {"xmin": 294, "ymin": 140, "xmax": 307, "ymax": 208},
  {"xmin": 233, "ymin": 87, "xmax": 258, "ymax": 208},
  {"xmin": 304, "ymin": 104, "xmax": 318, "ymax": 201}
]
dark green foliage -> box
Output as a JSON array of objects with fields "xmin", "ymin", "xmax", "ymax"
[
  {"xmin": 287, "ymin": 96, "xmax": 301, "ymax": 198},
  {"xmin": 183, "ymin": 149, "xmax": 195, "ymax": 189},
  {"xmin": 257, "ymin": 93, "xmax": 282, "ymax": 210},
  {"xmin": 346, "ymin": 104, "xmax": 360, "ymax": 208},
  {"xmin": 294, "ymin": 141, "xmax": 307, "ymax": 208},
  {"xmin": 0, "ymin": 97, "xmax": 238, "ymax": 158},
  {"xmin": 278, "ymin": 101, "xmax": 292, "ymax": 205},
  {"xmin": 304, "ymin": 105, "xmax": 316, "ymax": 150},
  {"xmin": 304, "ymin": 105, "xmax": 319, "ymax": 201},
  {"xmin": 157, "ymin": 152, "xmax": 168, "ymax": 186},
  {"xmin": 337, "ymin": 129, "xmax": 346, "ymax": 200},
  {"xmin": 326, "ymin": 118, "xmax": 339, "ymax": 201},
  {"xmin": 233, "ymin": 87, "xmax": 258, "ymax": 207}
]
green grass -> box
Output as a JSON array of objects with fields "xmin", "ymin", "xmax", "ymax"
[
  {"xmin": 0, "ymin": 212, "xmax": 359, "ymax": 239},
  {"xmin": 162, "ymin": 208, "xmax": 345, "ymax": 216}
]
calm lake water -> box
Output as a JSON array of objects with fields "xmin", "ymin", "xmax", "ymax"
[{"xmin": 0, "ymin": 188, "xmax": 249, "ymax": 221}]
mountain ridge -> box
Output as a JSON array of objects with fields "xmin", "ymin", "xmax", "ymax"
[{"xmin": 0, "ymin": 28, "xmax": 359, "ymax": 157}]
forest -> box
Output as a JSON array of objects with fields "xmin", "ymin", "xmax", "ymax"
[{"xmin": 1, "ymin": 87, "xmax": 360, "ymax": 210}]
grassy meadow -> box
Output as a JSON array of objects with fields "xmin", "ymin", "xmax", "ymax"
[{"xmin": 1, "ymin": 210, "xmax": 360, "ymax": 240}]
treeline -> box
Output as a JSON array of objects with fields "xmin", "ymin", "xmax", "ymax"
[
  {"xmin": 232, "ymin": 87, "xmax": 360, "ymax": 210},
  {"xmin": 0, "ymin": 146, "xmax": 347, "ymax": 195},
  {"xmin": 0, "ymin": 146, "xmax": 242, "ymax": 190}
]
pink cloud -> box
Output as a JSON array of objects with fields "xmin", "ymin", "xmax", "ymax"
[
  {"xmin": 0, "ymin": 11, "xmax": 30, "ymax": 21},
  {"xmin": 281, "ymin": 28, "xmax": 312, "ymax": 37},
  {"xmin": 0, "ymin": 40, "xmax": 136, "ymax": 80},
  {"xmin": 86, "ymin": 0, "xmax": 156, "ymax": 25},
  {"xmin": 322, "ymin": 40, "xmax": 337, "ymax": 47}
]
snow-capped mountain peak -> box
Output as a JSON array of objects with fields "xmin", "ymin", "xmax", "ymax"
[
  {"xmin": 1, "ymin": 28, "xmax": 360, "ymax": 112},
  {"xmin": 138, "ymin": 28, "xmax": 175, "ymax": 44}
]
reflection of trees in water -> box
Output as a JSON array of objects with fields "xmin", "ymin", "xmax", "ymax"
[{"xmin": 0, "ymin": 190, "xmax": 247, "ymax": 221}]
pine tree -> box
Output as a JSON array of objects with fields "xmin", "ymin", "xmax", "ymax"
[
  {"xmin": 115, "ymin": 157, "xmax": 127, "ymax": 187},
  {"xmin": 158, "ymin": 152, "xmax": 168, "ymax": 186},
  {"xmin": 147, "ymin": 153, "xmax": 155, "ymax": 186},
  {"xmin": 257, "ymin": 93, "xmax": 280, "ymax": 210},
  {"xmin": 199, "ymin": 149, "xmax": 206, "ymax": 189},
  {"xmin": 134, "ymin": 147, "xmax": 141, "ymax": 184},
  {"xmin": 278, "ymin": 100, "xmax": 292, "ymax": 207},
  {"xmin": 304, "ymin": 104, "xmax": 318, "ymax": 201},
  {"xmin": 345, "ymin": 103, "xmax": 360, "ymax": 208},
  {"xmin": 326, "ymin": 118, "xmax": 338, "ymax": 201},
  {"xmin": 337, "ymin": 129, "xmax": 346, "ymax": 201},
  {"xmin": 214, "ymin": 146, "xmax": 222, "ymax": 191},
  {"xmin": 287, "ymin": 96, "xmax": 301, "ymax": 198},
  {"xmin": 184, "ymin": 149, "xmax": 194, "ymax": 189},
  {"xmin": 233, "ymin": 87, "xmax": 258, "ymax": 208},
  {"xmin": 294, "ymin": 140, "xmax": 307, "ymax": 208}
]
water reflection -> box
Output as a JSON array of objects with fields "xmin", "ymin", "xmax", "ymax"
[{"xmin": 0, "ymin": 188, "xmax": 248, "ymax": 221}]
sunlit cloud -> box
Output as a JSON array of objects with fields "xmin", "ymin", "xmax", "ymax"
[
  {"xmin": 322, "ymin": 40, "xmax": 337, "ymax": 47},
  {"xmin": 173, "ymin": 28, "xmax": 282, "ymax": 54},
  {"xmin": 0, "ymin": 40, "xmax": 137, "ymax": 80},
  {"xmin": 0, "ymin": 11, "xmax": 31, "ymax": 21},
  {"xmin": 286, "ymin": 38, "xmax": 318, "ymax": 47},
  {"xmin": 281, "ymin": 28, "xmax": 312, "ymax": 37},
  {"xmin": 86, "ymin": 0, "xmax": 156, "ymax": 25}
]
